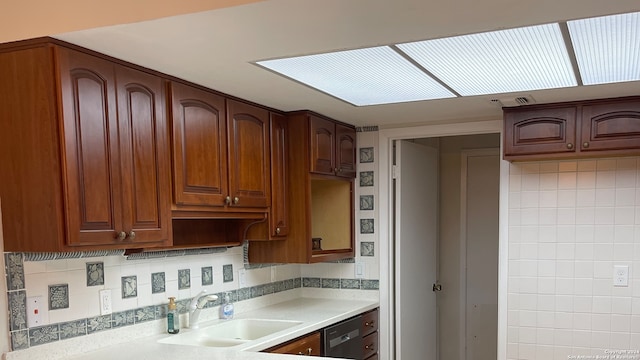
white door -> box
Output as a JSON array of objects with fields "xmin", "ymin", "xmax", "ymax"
[{"xmin": 395, "ymin": 140, "xmax": 438, "ymax": 360}]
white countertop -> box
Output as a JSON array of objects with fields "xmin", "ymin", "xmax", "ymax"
[{"xmin": 66, "ymin": 297, "xmax": 379, "ymax": 360}]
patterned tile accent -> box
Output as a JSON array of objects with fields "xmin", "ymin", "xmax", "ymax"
[
  {"xmin": 341, "ymin": 279, "xmax": 361, "ymax": 289},
  {"xmin": 151, "ymin": 272, "xmax": 165, "ymax": 294},
  {"xmin": 178, "ymin": 269, "xmax": 191, "ymax": 290},
  {"xmin": 29, "ymin": 324, "xmax": 59, "ymax": 346},
  {"xmin": 359, "ymin": 171, "xmax": 374, "ymax": 187},
  {"xmin": 5, "ymin": 253, "xmax": 25, "ymax": 290},
  {"xmin": 155, "ymin": 304, "xmax": 167, "ymax": 319},
  {"xmin": 361, "ymin": 279, "xmax": 379, "ymax": 290},
  {"xmin": 360, "ymin": 219, "xmax": 374, "ymax": 234},
  {"xmin": 359, "ymin": 195, "xmax": 374, "ymax": 210},
  {"xmin": 112, "ymin": 310, "xmax": 135, "ymax": 328},
  {"xmin": 48, "ymin": 284, "xmax": 69, "ymax": 310},
  {"xmin": 87, "ymin": 315, "xmax": 111, "ymax": 334},
  {"xmin": 10, "ymin": 330, "xmax": 29, "ymax": 350},
  {"xmin": 322, "ymin": 278, "xmax": 340, "ymax": 289},
  {"xmin": 294, "ymin": 277, "xmax": 302, "ymax": 289},
  {"xmin": 86, "ymin": 262, "xmax": 104, "ymax": 286},
  {"xmin": 8, "ymin": 290, "xmax": 27, "ymax": 331},
  {"xmin": 59, "ymin": 319, "xmax": 86, "ymax": 340},
  {"xmin": 201, "ymin": 266, "xmax": 213, "ymax": 286},
  {"xmin": 303, "ymin": 277, "xmax": 321, "ymax": 288},
  {"xmin": 135, "ymin": 306, "xmax": 156, "ymax": 323},
  {"xmin": 251, "ymin": 285, "xmax": 264, "ymax": 298},
  {"xmin": 360, "ymin": 242, "xmax": 375, "ymax": 256},
  {"xmin": 223, "ymin": 264, "xmax": 233, "ymax": 282},
  {"xmin": 359, "ymin": 147, "xmax": 374, "ymax": 163},
  {"xmin": 121, "ymin": 276, "xmax": 137, "ymax": 299},
  {"xmin": 237, "ymin": 287, "xmax": 251, "ymax": 301}
]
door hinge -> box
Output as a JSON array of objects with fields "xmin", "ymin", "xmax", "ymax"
[{"xmin": 392, "ymin": 165, "xmax": 398, "ymax": 179}]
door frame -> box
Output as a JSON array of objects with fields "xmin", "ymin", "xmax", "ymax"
[
  {"xmin": 459, "ymin": 148, "xmax": 500, "ymax": 359},
  {"xmin": 377, "ymin": 120, "xmax": 508, "ymax": 360}
]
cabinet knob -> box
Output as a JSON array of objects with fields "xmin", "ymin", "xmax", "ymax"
[
  {"xmin": 567, "ymin": 143, "xmax": 574, "ymax": 149},
  {"xmin": 365, "ymin": 320, "xmax": 375, "ymax": 327},
  {"xmin": 297, "ymin": 348, "xmax": 313, "ymax": 356},
  {"xmin": 275, "ymin": 227, "xmax": 281, "ymax": 235},
  {"xmin": 365, "ymin": 343, "xmax": 374, "ymax": 351},
  {"xmin": 583, "ymin": 142, "xmax": 590, "ymax": 148},
  {"xmin": 233, "ymin": 196, "xmax": 240, "ymax": 204},
  {"xmin": 128, "ymin": 231, "xmax": 136, "ymax": 240},
  {"xmin": 225, "ymin": 196, "xmax": 231, "ymax": 205},
  {"xmin": 116, "ymin": 231, "xmax": 126, "ymax": 241}
]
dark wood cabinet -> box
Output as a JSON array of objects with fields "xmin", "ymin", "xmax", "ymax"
[
  {"xmin": 266, "ymin": 331, "xmax": 321, "ymax": 356},
  {"xmin": 0, "ymin": 42, "xmax": 171, "ymax": 252},
  {"xmin": 361, "ymin": 308, "xmax": 379, "ymax": 360},
  {"xmin": 504, "ymin": 96, "xmax": 640, "ymax": 161},
  {"xmin": 310, "ymin": 115, "xmax": 356, "ymax": 178}
]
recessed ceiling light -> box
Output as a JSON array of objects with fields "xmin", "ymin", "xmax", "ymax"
[
  {"xmin": 568, "ymin": 11, "xmax": 640, "ymax": 85},
  {"xmin": 396, "ymin": 23, "xmax": 578, "ymax": 96},
  {"xmin": 256, "ymin": 46, "xmax": 456, "ymax": 106}
]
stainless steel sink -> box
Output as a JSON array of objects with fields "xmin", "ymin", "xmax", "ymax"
[{"xmin": 158, "ymin": 318, "xmax": 303, "ymax": 348}]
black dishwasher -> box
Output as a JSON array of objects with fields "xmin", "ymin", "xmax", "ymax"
[{"xmin": 323, "ymin": 315, "xmax": 362, "ymax": 359}]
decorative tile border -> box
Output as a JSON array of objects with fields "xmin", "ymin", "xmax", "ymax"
[
  {"xmin": 302, "ymin": 277, "xmax": 378, "ymax": 290},
  {"xmin": 355, "ymin": 125, "xmax": 379, "ymax": 132},
  {"xmin": 8, "ymin": 290, "xmax": 27, "ymax": 331},
  {"xmin": 5, "ymin": 253, "xmax": 25, "ymax": 290},
  {"xmin": 59, "ymin": 319, "xmax": 86, "ymax": 340}
]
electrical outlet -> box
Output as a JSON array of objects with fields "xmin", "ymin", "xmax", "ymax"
[
  {"xmin": 270, "ymin": 266, "xmax": 276, "ymax": 282},
  {"xmin": 355, "ymin": 261, "xmax": 365, "ymax": 278},
  {"xmin": 613, "ymin": 265, "xmax": 629, "ymax": 287},
  {"xmin": 238, "ymin": 269, "xmax": 247, "ymax": 287},
  {"xmin": 99, "ymin": 289, "xmax": 112, "ymax": 315},
  {"xmin": 26, "ymin": 296, "xmax": 44, "ymax": 328}
]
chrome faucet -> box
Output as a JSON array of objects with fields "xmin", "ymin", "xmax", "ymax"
[{"xmin": 188, "ymin": 290, "xmax": 218, "ymax": 329}]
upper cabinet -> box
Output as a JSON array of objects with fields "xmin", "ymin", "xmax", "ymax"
[
  {"xmin": 503, "ymin": 96, "xmax": 640, "ymax": 161},
  {"xmin": 168, "ymin": 82, "xmax": 270, "ymax": 216},
  {"xmin": 310, "ymin": 115, "xmax": 356, "ymax": 178},
  {"xmin": 0, "ymin": 42, "xmax": 171, "ymax": 252}
]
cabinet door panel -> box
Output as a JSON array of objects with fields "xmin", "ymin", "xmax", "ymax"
[
  {"xmin": 170, "ymin": 82, "xmax": 227, "ymax": 208},
  {"xmin": 58, "ymin": 48, "xmax": 122, "ymax": 246},
  {"xmin": 336, "ymin": 124, "xmax": 356, "ymax": 178},
  {"xmin": 116, "ymin": 66, "xmax": 170, "ymax": 244},
  {"xmin": 269, "ymin": 113, "xmax": 289, "ymax": 237},
  {"xmin": 310, "ymin": 115, "xmax": 335, "ymax": 175},
  {"xmin": 268, "ymin": 332, "xmax": 321, "ymax": 356},
  {"xmin": 227, "ymin": 99, "xmax": 270, "ymax": 208},
  {"xmin": 581, "ymin": 99, "xmax": 640, "ymax": 151},
  {"xmin": 504, "ymin": 106, "xmax": 577, "ymax": 156}
]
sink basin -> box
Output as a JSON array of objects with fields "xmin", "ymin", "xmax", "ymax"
[{"xmin": 158, "ymin": 318, "xmax": 303, "ymax": 348}]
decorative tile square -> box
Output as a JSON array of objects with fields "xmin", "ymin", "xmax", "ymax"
[
  {"xmin": 322, "ymin": 278, "xmax": 340, "ymax": 289},
  {"xmin": 341, "ymin": 279, "xmax": 361, "ymax": 289},
  {"xmin": 177, "ymin": 299, "xmax": 191, "ymax": 314},
  {"xmin": 237, "ymin": 287, "xmax": 251, "ymax": 301},
  {"xmin": 48, "ymin": 284, "xmax": 69, "ymax": 310},
  {"xmin": 10, "ymin": 330, "xmax": 29, "ymax": 350},
  {"xmin": 251, "ymin": 285, "xmax": 264, "ymax": 298},
  {"xmin": 86, "ymin": 262, "xmax": 104, "ymax": 287},
  {"xmin": 359, "ymin": 171, "xmax": 374, "ymax": 187},
  {"xmin": 360, "ymin": 219, "xmax": 375, "ymax": 234},
  {"xmin": 151, "ymin": 272, "xmax": 165, "ymax": 294},
  {"xmin": 5, "ymin": 253, "xmax": 25, "ymax": 290},
  {"xmin": 302, "ymin": 277, "xmax": 321, "ymax": 288},
  {"xmin": 360, "ymin": 195, "xmax": 374, "ymax": 210},
  {"xmin": 361, "ymin": 279, "xmax": 379, "ymax": 290},
  {"xmin": 223, "ymin": 264, "xmax": 233, "ymax": 283},
  {"xmin": 59, "ymin": 319, "xmax": 86, "ymax": 340},
  {"xmin": 29, "ymin": 324, "xmax": 59, "ymax": 346},
  {"xmin": 121, "ymin": 276, "xmax": 137, "ymax": 299},
  {"xmin": 178, "ymin": 269, "xmax": 191, "ymax": 290},
  {"xmin": 8, "ymin": 290, "xmax": 27, "ymax": 331},
  {"xmin": 294, "ymin": 277, "xmax": 302, "ymax": 289},
  {"xmin": 359, "ymin": 147, "xmax": 374, "ymax": 163},
  {"xmin": 112, "ymin": 310, "xmax": 135, "ymax": 328},
  {"xmin": 263, "ymin": 283, "xmax": 275, "ymax": 295},
  {"xmin": 201, "ymin": 266, "xmax": 213, "ymax": 286},
  {"xmin": 87, "ymin": 315, "xmax": 111, "ymax": 334},
  {"xmin": 361, "ymin": 242, "xmax": 375, "ymax": 256},
  {"xmin": 135, "ymin": 306, "xmax": 156, "ymax": 323},
  {"xmin": 155, "ymin": 304, "xmax": 167, "ymax": 319}
]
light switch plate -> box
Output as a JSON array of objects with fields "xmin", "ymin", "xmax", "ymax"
[
  {"xmin": 270, "ymin": 266, "xmax": 276, "ymax": 282},
  {"xmin": 355, "ymin": 261, "xmax": 365, "ymax": 278},
  {"xmin": 99, "ymin": 289, "xmax": 112, "ymax": 315},
  {"xmin": 238, "ymin": 269, "xmax": 247, "ymax": 287},
  {"xmin": 26, "ymin": 296, "xmax": 44, "ymax": 328},
  {"xmin": 613, "ymin": 265, "xmax": 629, "ymax": 287}
]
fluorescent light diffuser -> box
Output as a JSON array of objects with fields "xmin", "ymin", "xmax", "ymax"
[
  {"xmin": 568, "ymin": 12, "xmax": 640, "ymax": 85},
  {"xmin": 397, "ymin": 23, "xmax": 578, "ymax": 96},
  {"xmin": 256, "ymin": 46, "xmax": 456, "ymax": 106}
]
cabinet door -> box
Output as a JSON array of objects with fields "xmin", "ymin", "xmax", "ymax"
[
  {"xmin": 580, "ymin": 99, "xmax": 640, "ymax": 152},
  {"xmin": 310, "ymin": 115, "xmax": 335, "ymax": 175},
  {"xmin": 503, "ymin": 106, "xmax": 577, "ymax": 157},
  {"xmin": 115, "ymin": 66, "xmax": 171, "ymax": 246},
  {"xmin": 336, "ymin": 124, "xmax": 356, "ymax": 178},
  {"xmin": 57, "ymin": 48, "xmax": 123, "ymax": 247},
  {"xmin": 169, "ymin": 82, "xmax": 228, "ymax": 208},
  {"xmin": 227, "ymin": 99, "xmax": 270, "ymax": 208},
  {"xmin": 269, "ymin": 113, "xmax": 289, "ymax": 237},
  {"xmin": 268, "ymin": 332, "xmax": 321, "ymax": 356}
]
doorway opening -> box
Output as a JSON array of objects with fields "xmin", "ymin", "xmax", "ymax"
[{"xmin": 392, "ymin": 133, "xmax": 500, "ymax": 360}]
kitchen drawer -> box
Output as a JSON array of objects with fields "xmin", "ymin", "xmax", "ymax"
[
  {"xmin": 266, "ymin": 331, "xmax": 321, "ymax": 356},
  {"xmin": 362, "ymin": 331, "xmax": 378, "ymax": 359},
  {"xmin": 361, "ymin": 308, "xmax": 379, "ymax": 337}
]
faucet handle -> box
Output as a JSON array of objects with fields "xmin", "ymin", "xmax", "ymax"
[{"xmin": 190, "ymin": 290, "xmax": 218, "ymax": 310}]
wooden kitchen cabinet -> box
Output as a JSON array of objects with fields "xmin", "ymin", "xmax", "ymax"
[
  {"xmin": 0, "ymin": 40, "xmax": 171, "ymax": 252},
  {"xmin": 310, "ymin": 114, "xmax": 356, "ymax": 178},
  {"xmin": 248, "ymin": 111, "xmax": 355, "ymax": 264},
  {"xmin": 265, "ymin": 331, "xmax": 321, "ymax": 356},
  {"xmin": 361, "ymin": 308, "xmax": 379, "ymax": 359},
  {"xmin": 504, "ymin": 96, "xmax": 640, "ymax": 161}
]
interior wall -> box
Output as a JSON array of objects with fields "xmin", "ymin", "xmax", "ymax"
[{"xmin": 437, "ymin": 134, "xmax": 500, "ymax": 360}]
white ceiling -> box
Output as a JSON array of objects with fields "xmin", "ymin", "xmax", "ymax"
[{"xmin": 54, "ymin": 0, "xmax": 640, "ymax": 128}]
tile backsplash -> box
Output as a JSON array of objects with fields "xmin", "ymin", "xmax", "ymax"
[{"xmin": 507, "ymin": 157, "xmax": 640, "ymax": 360}]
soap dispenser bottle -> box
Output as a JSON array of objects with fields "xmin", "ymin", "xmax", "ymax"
[
  {"xmin": 220, "ymin": 292, "xmax": 234, "ymax": 319},
  {"xmin": 167, "ymin": 297, "xmax": 180, "ymax": 334}
]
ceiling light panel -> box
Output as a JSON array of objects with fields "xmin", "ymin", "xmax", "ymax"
[
  {"xmin": 256, "ymin": 46, "xmax": 456, "ymax": 106},
  {"xmin": 568, "ymin": 12, "xmax": 640, "ymax": 85},
  {"xmin": 397, "ymin": 23, "xmax": 578, "ymax": 96}
]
